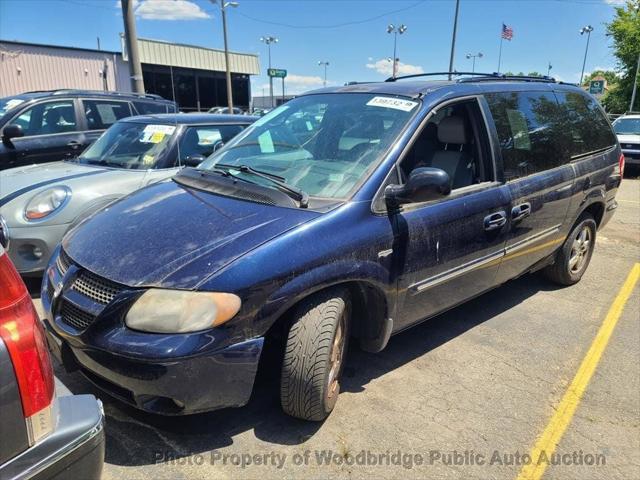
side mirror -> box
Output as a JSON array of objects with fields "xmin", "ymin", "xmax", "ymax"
[
  {"xmin": 2, "ymin": 124, "xmax": 24, "ymax": 144},
  {"xmin": 213, "ymin": 140, "xmax": 225, "ymax": 152},
  {"xmin": 384, "ymin": 167, "xmax": 451, "ymax": 208},
  {"xmin": 183, "ymin": 154, "xmax": 206, "ymax": 167}
]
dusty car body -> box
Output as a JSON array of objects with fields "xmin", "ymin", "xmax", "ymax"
[{"xmin": 0, "ymin": 114, "xmax": 253, "ymax": 274}]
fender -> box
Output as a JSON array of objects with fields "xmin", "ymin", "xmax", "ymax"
[{"xmin": 67, "ymin": 195, "xmax": 125, "ymax": 233}]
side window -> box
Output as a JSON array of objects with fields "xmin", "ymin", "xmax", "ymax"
[
  {"xmin": 554, "ymin": 92, "xmax": 617, "ymax": 158},
  {"xmin": 177, "ymin": 125, "xmax": 245, "ymax": 164},
  {"xmin": 12, "ymin": 101, "xmax": 77, "ymax": 137},
  {"xmin": 83, "ymin": 100, "xmax": 132, "ymax": 130},
  {"xmin": 485, "ymin": 91, "xmax": 571, "ymax": 181},
  {"xmin": 133, "ymin": 101, "xmax": 168, "ymax": 115}
]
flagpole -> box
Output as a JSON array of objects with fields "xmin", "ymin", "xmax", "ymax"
[{"xmin": 497, "ymin": 22, "xmax": 504, "ymax": 73}]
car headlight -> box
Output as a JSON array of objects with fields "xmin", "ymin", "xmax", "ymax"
[
  {"xmin": 24, "ymin": 187, "xmax": 71, "ymax": 220},
  {"xmin": 125, "ymin": 289, "xmax": 241, "ymax": 333}
]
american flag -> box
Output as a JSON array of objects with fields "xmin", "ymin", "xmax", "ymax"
[{"xmin": 501, "ymin": 23, "xmax": 514, "ymax": 41}]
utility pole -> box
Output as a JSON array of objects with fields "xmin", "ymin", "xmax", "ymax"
[
  {"xmin": 630, "ymin": 51, "xmax": 640, "ymax": 112},
  {"xmin": 121, "ymin": 0, "xmax": 144, "ymax": 93},
  {"xmin": 260, "ymin": 36, "xmax": 278, "ymax": 108},
  {"xmin": 212, "ymin": 1, "xmax": 238, "ymax": 111},
  {"xmin": 448, "ymin": 0, "xmax": 460, "ymax": 80},
  {"xmin": 387, "ymin": 24, "xmax": 407, "ymax": 79},
  {"xmin": 318, "ymin": 61, "xmax": 329, "ymax": 87},
  {"xmin": 579, "ymin": 25, "xmax": 594, "ymax": 86}
]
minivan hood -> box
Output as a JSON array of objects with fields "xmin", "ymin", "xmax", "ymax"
[
  {"xmin": 63, "ymin": 181, "xmax": 320, "ymax": 289},
  {"xmin": 616, "ymin": 133, "xmax": 640, "ymax": 143},
  {"xmin": 0, "ymin": 161, "xmax": 105, "ymax": 207}
]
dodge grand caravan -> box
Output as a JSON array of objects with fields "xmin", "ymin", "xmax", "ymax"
[{"xmin": 41, "ymin": 74, "xmax": 622, "ymax": 421}]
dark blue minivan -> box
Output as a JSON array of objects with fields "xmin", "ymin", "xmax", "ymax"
[{"xmin": 41, "ymin": 74, "xmax": 622, "ymax": 421}]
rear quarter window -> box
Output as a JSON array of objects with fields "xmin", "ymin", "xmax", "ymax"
[{"xmin": 133, "ymin": 101, "xmax": 170, "ymax": 114}]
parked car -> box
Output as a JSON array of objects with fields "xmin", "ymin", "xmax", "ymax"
[
  {"xmin": 208, "ymin": 106, "xmax": 245, "ymax": 115},
  {"xmin": 0, "ymin": 244, "xmax": 104, "ymax": 479},
  {"xmin": 0, "ymin": 113, "xmax": 254, "ymax": 275},
  {"xmin": 0, "ymin": 89, "xmax": 177, "ymax": 170},
  {"xmin": 612, "ymin": 112, "xmax": 640, "ymax": 171},
  {"xmin": 41, "ymin": 74, "xmax": 622, "ymax": 421}
]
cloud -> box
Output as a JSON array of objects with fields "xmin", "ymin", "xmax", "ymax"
[
  {"xmin": 603, "ymin": 0, "xmax": 625, "ymax": 5},
  {"xmin": 365, "ymin": 58, "xmax": 424, "ymax": 76},
  {"xmin": 254, "ymin": 74, "xmax": 330, "ymax": 96},
  {"xmin": 115, "ymin": 0, "xmax": 210, "ymax": 20}
]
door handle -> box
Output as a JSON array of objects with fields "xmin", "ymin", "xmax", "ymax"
[
  {"xmin": 67, "ymin": 140, "xmax": 82, "ymax": 149},
  {"xmin": 484, "ymin": 211, "xmax": 507, "ymax": 231},
  {"xmin": 511, "ymin": 202, "xmax": 531, "ymax": 222}
]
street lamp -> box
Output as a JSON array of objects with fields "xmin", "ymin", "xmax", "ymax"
[
  {"xmin": 579, "ymin": 25, "xmax": 594, "ymax": 86},
  {"xmin": 211, "ymin": 1, "xmax": 238, "ymax": 112},
  {"xmin": 260, "ymin": 35, "xmax": 278, "ymax": 108},
  {"xmin": 387, "ymin": 23, "xmax": 407, "ymax": 78},
  {"xmin": 465, "ymin": 52, "xmax": 483, "ymax": 73},
  {"xmin": 318, "ymin": 61, "xmax": 329, "ymax": 87}
]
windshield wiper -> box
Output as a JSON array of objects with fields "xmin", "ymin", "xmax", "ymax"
[{"xmin": 214, "ymin": 163, "xmax": 309, "ymax": 208}]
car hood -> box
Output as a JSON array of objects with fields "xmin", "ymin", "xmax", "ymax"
[
  {"xmin": 63, "ymin": 181, "xmax": 321, "ymax": 289},
  {"xmin": 616, "ymin": 133, "xmax": 640, "ymax": 144},
  {"xmin": 0, "ymin": 161, "xmax": 106, "ymax": 208}
]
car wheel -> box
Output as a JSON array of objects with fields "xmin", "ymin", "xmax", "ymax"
[
  {"xmin": 280, "ymin": 288, "xmax": 350, "ymax": 421},
  {"xmin": 543, "ymin": 213, "xmax": 597, "ymax": 286}
]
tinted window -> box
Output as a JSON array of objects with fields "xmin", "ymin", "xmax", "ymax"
[
  {"xmin": 12, "ymin": 100, "xmax": 77, "ymax": 136},
  {"xmin": 555, "ymin": 92, "xmax": 617, "ymax": 157},
  {"xmin": 177, "ymin": 125, "xmax": 245, "ymax": 164},
  {"xmin": 133, "ymin": 101, "xmax": 168, "ymax": 114},
  {"xmin": 83, "ymin": 100, "xmax": 132, "ymax": 130},
  {"xmin": 485, "ymin": 92, "xmax": 572, "ymax": 181}
]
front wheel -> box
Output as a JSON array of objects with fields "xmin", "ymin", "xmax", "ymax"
[
  {"xmin": 280, "ymin": 288, "xmax": 350, "ymax": 421},
  {"xmin": 543, "ymin": 214, "xmax": 597, "ymax": 286}
]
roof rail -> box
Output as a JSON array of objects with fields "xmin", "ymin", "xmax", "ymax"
[
  {"xmin": 23, "ymin": 89, "xmax": 167, "ymax": 101},
  {"xmin": 385, "ymin": 71, "xmax": 557, "ymax": 84}
]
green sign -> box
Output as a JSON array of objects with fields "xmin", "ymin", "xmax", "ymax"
[
  {"xmin": 268, "ymin": 68, "xmax": 287, "ymax": 78},
  {"xmin": 589, "ymin": 80, "xmax": 605, "ymax": 95}
]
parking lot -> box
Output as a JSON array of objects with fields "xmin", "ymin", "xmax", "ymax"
[{"xmin": 30, "ymin": 177, "xmax": 639, "ymax": 480}]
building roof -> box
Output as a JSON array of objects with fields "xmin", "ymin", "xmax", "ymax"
[
  {"xmin": 136, "ymin": 37, "xmax": 260, "ymax": 75},
  {"xmin": 125, "ymin": 113, "xmax": 257, "ymax": 125}
]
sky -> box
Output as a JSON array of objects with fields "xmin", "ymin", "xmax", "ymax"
[{"xmin": 0, "ymin": 0, "xmax": 626, "ymax": 96}]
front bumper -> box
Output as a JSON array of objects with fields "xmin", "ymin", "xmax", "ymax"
[
  {"xmin": 0, "ymin": 220, "xmax": 69, "ymax": 274},
  {"xmin": 41, "ymin": 255, "xmax": 264, "ymax": 415},
  {"xmin": 622, "ymin": 148, "xmax": 640, "ymax": 165},
  {"xmin": 0, "ymin": 395, "xmax": 104, "ymax": 480}
]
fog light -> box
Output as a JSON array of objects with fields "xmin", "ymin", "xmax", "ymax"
[{"xmin": 32, "ymin": 247, "xmax": 43, "ymax": 259}]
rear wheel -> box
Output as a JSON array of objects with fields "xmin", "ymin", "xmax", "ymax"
[
  {"xmin": 280, "ymin": 288, "xmax": 350, "ymax": 421},
  {"xmin": 543, "ymin": 214, "xmax": 596, "ymax": 286}
]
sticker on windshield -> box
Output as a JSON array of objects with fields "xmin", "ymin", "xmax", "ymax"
[
  {"xmin": 5, "ymin": 99, "xmax": 25, "ymax": 111},
  {"xmin": 366, "ymin": 96, "xmax": 418, "ymax": 112},
  {"xmin": 140, "ymin": 124, "xmax": 176, "ymax": 143}
]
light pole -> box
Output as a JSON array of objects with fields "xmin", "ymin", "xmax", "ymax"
[
  {"xmin": 579, "ymin": 25, "xmax": 594, "ymax": 86},
  {"xmin": 318, "ymin": 61, "xmax": 329, "ymax": 87},
  {"xmin": 630, "ymin": 51, "xmax": 639, "ymax": 112},
  {"xmin": 448, "ymin": 0, "xmax": 460, "ymax": 80},
  {"xmin": 547, "ymin": 61, "xmax": 553, "ymax": 77},
  {"xmin": 260, "ymin": 35, "xmax": 278, "ymax": 108},
  {"xmin": 386, "ymin": 24, "xmax": 407, "ymax": 78},
  {"xmin": 465, "ymin": 52, "xmax": 483, "ymax": 73},
  {"xmin": 211, "ymin": 0, "xmax": 238, "ymax": 112}
]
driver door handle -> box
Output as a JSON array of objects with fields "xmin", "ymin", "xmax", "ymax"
[
  {"xmin": 67, "ymin": 140, "xmax": 82, "ymax": 149},
  {"xmin": 511, "ymin": 202, "xmax": 531, "ymax": 222},
  {"xmin": 484, "ymin": 211, "xmax": 507, "ymax": 231}
]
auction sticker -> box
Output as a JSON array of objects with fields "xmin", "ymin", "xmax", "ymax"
[
  {"xmin": 366, "ymin": 96, "xmax": 418, "ymax": 112},
  {"xmin": 141, "ymin": 124, "xmax": 176, "ymax": 143}
]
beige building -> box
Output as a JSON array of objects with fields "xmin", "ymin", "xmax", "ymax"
[{"xmin": 1, "ymin": 38, "xmax": 260, "ymax": 110}]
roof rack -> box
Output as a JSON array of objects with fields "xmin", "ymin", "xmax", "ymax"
[
  {"xmin": 385, "ymin": 71, "xmax": 557, "ymax": 84},
  {"xmin": 23, "ymin": 89, "xmax": 167, "ymax": 100}
]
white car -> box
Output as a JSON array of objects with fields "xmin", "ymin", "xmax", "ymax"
[{"xmin": 612, "ymin": 113, "xmax": 640, "ymax": 169}]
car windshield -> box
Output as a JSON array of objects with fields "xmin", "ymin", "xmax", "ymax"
[
  {"xmin": 0, "ymin": 96, "xmax": 28, "ymax": 118},
  {"xmin": 77, "ymin": 121, "xmax": 176, "ymax": 169},
  {"xmin": 613, "ymin": 118, "xmax": 640, "ymax": 135},
  {"xmin": 198, "ymin": 93, "xmax": 419, "ymax": 199}
]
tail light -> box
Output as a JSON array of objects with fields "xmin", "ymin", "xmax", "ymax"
[
  {"xmin": 618, "ymin": 153, "xmax": 625, "ymax": 179},
  {"xmin": 0, "ymin": 248, "xmax": 55, "ymax": 444}
]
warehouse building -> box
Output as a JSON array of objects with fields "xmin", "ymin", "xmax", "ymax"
[{"xmin": 0, "ymin": 38, "xmax": 260, "ymax": 110}]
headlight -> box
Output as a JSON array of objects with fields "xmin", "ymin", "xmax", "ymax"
[
  {"xmin": 24, "ymin": 187, "xmax": 70, "ymax": 220},
  {"xmin": 125, "ymin": 289, "xmax": 241, "ymax": 333}
]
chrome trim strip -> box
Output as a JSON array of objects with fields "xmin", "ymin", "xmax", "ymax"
[
  {"xmin": 410, "ymin": 249, "xmax": 505, "ymax": 294},
  {"xmin": 504, "ymin": 224, "xmax": 561, "ymax": 256}
]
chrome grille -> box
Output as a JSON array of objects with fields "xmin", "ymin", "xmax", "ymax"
[
  {"xmin": 72, "ymin": 270, "xmax": 124, "ymax": 305},
  {"xmin": 60, "ymin": 301, "xmax": 95, "ymax": 331},
  {"xmin": 56, "ymin": 249, "xmax": 71, "ymax": 275}
]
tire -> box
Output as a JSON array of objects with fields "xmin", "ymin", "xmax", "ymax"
[
  {"xmin": 280, "ymin": 288, "xmax": 350, "ymax": 421},
  {"xmin": 543, "ymin": 214, "xmax": 597, "ymax": 286}
]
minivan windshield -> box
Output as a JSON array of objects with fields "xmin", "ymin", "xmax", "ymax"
[
  {"xmin": 613, "ymin": 118, "xmax": 640, "ymax": 135},
  {"xmin": 77, "ymin": 121, "xmax": 176, "ymax": 169},
  {"xmin": 198, "ymin": 93, "xmax": 419, "ymax": 199}
]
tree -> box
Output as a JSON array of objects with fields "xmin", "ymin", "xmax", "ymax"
[
  {"xmin": 605, "ymin": 0, "xmax": 640, "ymax": 113},
  {"xmin": 581, "ymin": 70, "xmax": 619, "ymax": 87}
]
